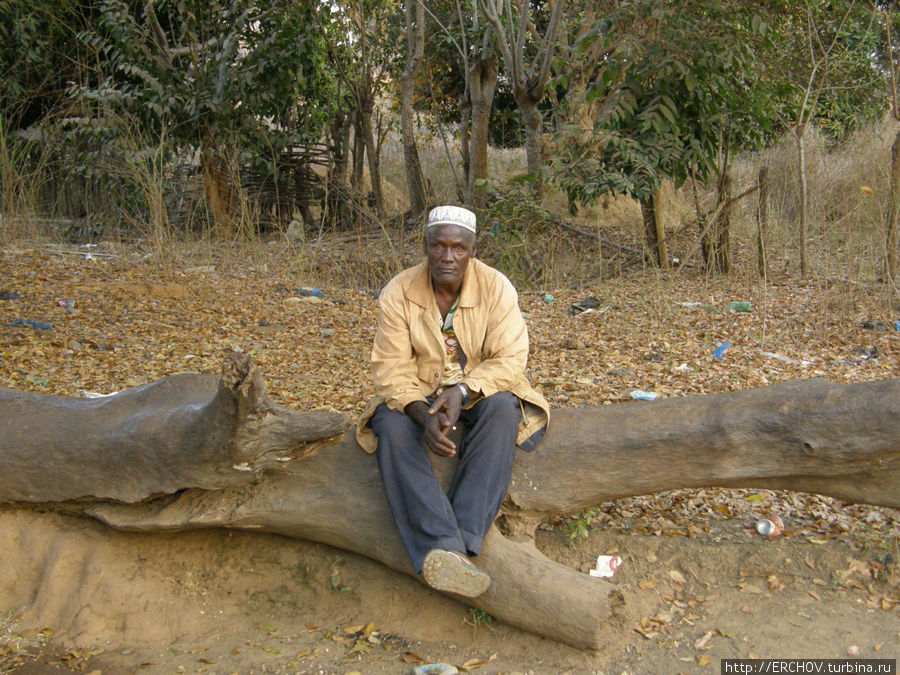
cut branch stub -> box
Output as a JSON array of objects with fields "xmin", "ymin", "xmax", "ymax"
[{"xmin": 0, "ymin": 353, "xmax": 349, "ymax": 503}]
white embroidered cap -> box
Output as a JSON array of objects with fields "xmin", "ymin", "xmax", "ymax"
[{"xmin": 426, "ymin": 205, "xmax": 476, "ymax": 234}]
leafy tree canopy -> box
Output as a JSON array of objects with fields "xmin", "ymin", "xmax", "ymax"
[
  {"xmin": 74, "ymin": 0, "xmax": 335, "ymax": 166},
  {"xmin": 764, "ymin": 0, "xmax": 886, "ymax": 143},
  {"xmin": 0, "ymin": 0, "xmax": 97, "ymax": 128},
  {"xmin": 551, "ymin": 0, "xmax": 772, "ymax": 207}
]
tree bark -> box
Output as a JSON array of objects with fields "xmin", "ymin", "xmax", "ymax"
[
  {"xmin": 359, "ymin": 93, "xmax": 385, "ymax": 217},
  {"xmin": 201, "ymin": 126, "xmax": 235, "ymax": 239},
  {"xmin": 329, "ymin": 109, "xmax": 352, "ymax": 185},
  {"xmin": 351, "ymin": 112, "xmax": 365, "ymax": 193},
  {"xmin": 653, "ymin": 188, "xmax": 668, "ymax": 270},
  {"xmin": 0, "ymin": 354, "xmax": 350, "ymax": 503},
  {"xmin": 2, "ymin": 358, "xmax": 899, "ymax": 648},
  {"xmin": 458, "ymin": 91, "xmax": 472, "ymax": 203},
  {"xmin": 887, "ymin": 127, "xmax": 900, "ymax": 281},
  {"xmin": 520, "ymin": 96, "xmax": 546, "ymax": 199},
  {"xmin": 704, "ymin": 166, "xmax": 731, "ymax": 273},
  {"xmin": 466, "ymin": 55, "xmax": 498, "ymax": 208},
  {"xmin": 640, "ymin": 193, "xmax": 665, "ymax": 268},
  {"xmin": 400, "ymin": 0, "xmax": 427, "ymax": 216}
]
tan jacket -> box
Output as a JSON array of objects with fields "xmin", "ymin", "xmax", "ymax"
[{"xmin": 355, "ymin": 258, "xmax": 550, "ymax": 453}]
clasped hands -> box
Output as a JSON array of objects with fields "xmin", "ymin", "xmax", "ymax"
[{"xmin": 405, "ymin": 385, "xmax": 470, "ymax": 458}]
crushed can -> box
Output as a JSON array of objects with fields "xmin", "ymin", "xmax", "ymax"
[
  {"xmin": 755, "ymin": 515, "xmax": 784, "ymax": 537},
  {"xmin": 589, "ymin": 554, "xmax": 622, "ymax": 577}
]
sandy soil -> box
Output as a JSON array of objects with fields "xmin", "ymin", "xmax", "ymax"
[{"xmin": 1, "ymin": 501, "xmax": 897, "ymax": 675}]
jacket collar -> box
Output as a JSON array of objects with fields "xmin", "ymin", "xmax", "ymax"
[{"xmin": 406, "ymin": 258, "xmax": 480, "ymax": 309}]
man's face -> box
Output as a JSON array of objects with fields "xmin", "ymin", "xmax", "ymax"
[{"xmin": 424, "ymin": 224, "xmax": 476, "ymax": 287}]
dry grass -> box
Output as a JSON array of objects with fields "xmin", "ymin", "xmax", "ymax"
[
  {"xmin": 0, "ymin": 610, "xmax": 49, "ymax": 674},
  {"xmin": 3, "ymin": 115, "xmax": 900, "ymax": 315},
  {"xmin": 0, "ymin": 122, "xmax": 49, "ymax": 246}
]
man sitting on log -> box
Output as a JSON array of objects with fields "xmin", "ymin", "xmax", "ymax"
[{"xmin": 356, "ymin": 205, "xmax": 550, "ymax": 597}]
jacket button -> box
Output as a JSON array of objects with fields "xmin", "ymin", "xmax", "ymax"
[{"xmin": 433, "ymin": 372, "xmax": 439, "ymax": 378}]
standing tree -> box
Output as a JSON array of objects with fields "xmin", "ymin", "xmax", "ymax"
[
  {"xmin": 421, "ymin": 0, "xmax": 499, "ymax": 207},
  {"xmin": 480, "ymin": 0, "xmax": 565, "ymax": 200},
  {"xmin": 312, "ymin": 0, "xmax": 403, "ymax": 219},
  {"xmin": 766, "ymin": 0, "xmax": 884, "ymax": 278},
  {"xmin": 74, "ymin": 0, "xmax": 332, "ymax": 236},
  {"xmin": 399, "ymin": 0, "xmax": 429, "ymax": 216},
  {"xmin": 551, "ymin": 0, "xmax": 770, "ymax": 270}
]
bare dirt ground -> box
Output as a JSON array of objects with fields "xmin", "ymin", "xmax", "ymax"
[{"xmin": 1, "ymin": 240, "xmax": 899, "ymax": 674}]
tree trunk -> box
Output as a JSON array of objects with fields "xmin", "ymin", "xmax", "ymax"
[
  {"xmin": 458, "ymin": 92, "xmax": 472, "ymax": 204},
  {"xmin": 757, "ymin": 165, "xmax": 769, "ymax": 279},
  {"xmin": 796, "ymin": 127, "xmax": 810, "ymax": 278},
  {"xmin": 358, "ymin": 95, "xmax": 385, "ymax": 217},
  {"xmin": 887, "ymin": 127, "xmax": 900, "ymax": 281},
  {"xmin": 0, "ymin": 354, "xmax": 350, "ymax": 503},
  {"xmin": 329, "ymin": 110, "xmax": 352, "ymax": 185},
  {"xmin": 201, "ymin": 126, "xmax": 235, "ymax": 239},
  {"xmin": 639, "ymin": 192, "xmax": 665, "ymax": 268},
  {"xmin": 3, "ymin": 359, "xmax": 899, "ymax": 648},
  {"xmin": 705, "ymin": 167, "xmax": 731, "ymax": 273},
  {"xmin": 400, "ymin": 0, "xmax": 427, "ymax": 216},
  {"xmin": 480, "ymin": 0, "xmax": 563, "ymax": 204},
  {"xmin": 351, "ymin": 112, "xmax": 365, "ymax": 193},
  {"xmin": 466, "ymin": 55, "xmax": 498, "ymax": 208},
  {"xmin": 519, "ymin": 95, "xmax": 545, "ymax": 200}
]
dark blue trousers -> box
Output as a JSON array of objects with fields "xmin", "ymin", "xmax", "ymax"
[{"xmin": 371, "ymin": 392, "xmax": 519, "ymax": 573}]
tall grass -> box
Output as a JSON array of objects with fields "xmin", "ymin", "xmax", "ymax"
[
  {"xmin": 113, "ymin": 122, "xmax": 180, "ymax": 274},
  {"xmin": 5, "ymin": 109, "xmax": 899, "ymax": 313},
  {"xmin": 732, "ymin": 121, "xmax": 896, "ymax": 283},
  {"xmin": 0, "ymin": 118, "xmax": 48, "ymax": 245}
]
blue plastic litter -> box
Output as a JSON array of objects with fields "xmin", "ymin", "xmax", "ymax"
[
  {"xmin": 713, "ymin": 340, "xmax": 731, "ymax": 360},
  {"xmin": 8, "ymin": 319, "xmax": 53, "ymax": 330},
  {"xmin": 896, "ymin": 320, "xmax": 900, "ymax": 332},
  {"xmin": 296, "ymin": 287, "xmax": 326, "ymax": 297}
]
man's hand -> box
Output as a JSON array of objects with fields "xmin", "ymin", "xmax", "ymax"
[
  {"xmin": 405, "ymin": 385, "xmax": 470, "ymax": 457},
  {"xmin": 404, "ymin": 398, "xmax": 456, "ymax": 457},
  {"xmin": 423, "ymin": 409, "xmax": 456, "ymax": 457},
  {"xmin": 425, "ymin": 385, "xmax": 470, "ymax": 457}
]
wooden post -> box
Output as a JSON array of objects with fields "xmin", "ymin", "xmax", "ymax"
[
  {"xmin": 715, "ymin": 169, "xmax": 731, "ymax": 273},
  {"xmin": 757, "ymin": 165, "xmax": 769, "ymax": 280}
]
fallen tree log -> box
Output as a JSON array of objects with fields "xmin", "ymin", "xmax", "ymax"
[{"xmin": 1, "ymin": 355, "xmax": 899, "ymax": 649}]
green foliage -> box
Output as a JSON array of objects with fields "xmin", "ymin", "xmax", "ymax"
[
  {"xmin": 462, "ymin": 608, "xmax": 494, "ymax": 636},
  {"xmin": 551, "ymin": 0, "xmax": 773, "ymax": 209},
  {"xmin": 72, "ymin": 0, "xmax": 334, "ymax": 165},
  {"xmin": 0, "ymin": 0, "xmax": 97, "ymax": 127},
  {"xmin": 766, "ymin": 0, "xmax": 886, "ymax": 143},
  {"xmin": 58, "ymin": 117, "xmax": 147, "ymax": 217},
  {"xmin": 565, "ymin": 508, "xmax": 598, "ymax": 545},
  {"xmin": 481, "ymin": 186, "xmax": 558, "ymax": 288}
]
